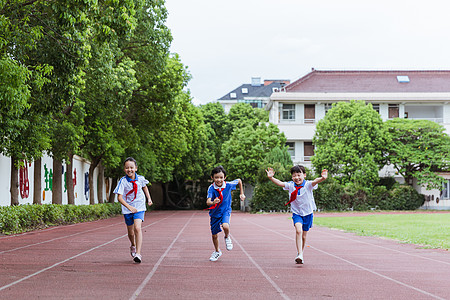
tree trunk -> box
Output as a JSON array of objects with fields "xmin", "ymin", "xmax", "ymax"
[
  {"xmin": 88, "ymin": 158, "xmax": 101, "ymax": 205},
  {"xmin": 97, "ymin": 163, "xmax": 104, "ymax": 204},
  {"xmin": 33, "ymin": 158, "xmax": 42, "ymax": 205},
  {"xmin": 10, "ymin": 156, "xmax": 19, "ymax": 206},
  {"xmin": 66, "ymin": 153, "xmax": 75, "ymax": 205},
  {"xmin": 52, "ymin": 159, "xmax": 62, "ymax": 204},
  {"xmin": 108, "ymin": 177, "xmax": 117, "ymax": 203}
]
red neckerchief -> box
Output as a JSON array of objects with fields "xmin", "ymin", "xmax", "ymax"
[
  {"xmin": 125, "ymin": 175, "xmax": 138, "ymax": 201},
  {"xmin": 208, "ymin": 184, "xmax": 225, "ymax": 210},
  {"xmin": 285, "ymin": 181, "xmax": 305, "ymax": 206}
]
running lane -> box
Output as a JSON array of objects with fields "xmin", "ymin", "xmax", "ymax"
[{"xmin": 0, "ymin": 211, "xmax": 448, "ymax": 299}]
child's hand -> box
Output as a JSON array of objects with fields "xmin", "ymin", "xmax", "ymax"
[
  {"xmin": 240, "ymin": 194, "xmax": 246, "ymax": 201},
  {"xmin": 148, "ymin": 200, "xmax": 153, "ymax": 207},
  {"xmin": 321, "ymin": 169, "xmax": 328, "ymax": 179},
  {"xmin": 129, "ymin": 206, "xmax": 138, "ymax": 213},
  {"xmin": 213, "ymin": 197, "xmax": 221, "ymax": 204},
  {"xmin": 265, "ymin": 167, "xmax": 275, "ymax": 178}
]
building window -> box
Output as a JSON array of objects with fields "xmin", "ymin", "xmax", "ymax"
[
  {"xmin": 324, "ymin": 103, "xmax": 333, "ymax": 114},
  {"xmin": 304, "ymin": 142, "xmax": 314, "ymax": 161},
  {"xmin": 371, "ymin": 104, "xmax": 380, "ymax": 113},
  {"xmin": 304, "ymin": 104, "xmax": 315, "ymax": 124},
  {"xmin": 281, "ymin": 104, "xmax": 295, "ymax": 120},
  {"xmin": 389, "ymin": 104, "xmax": 399, "ymax": 118},
  {"xmin": 442, "ymin": 180, "xmax": 450, "ymax": 199},
  {"xmin": 286, "ymin": 142, "xmax": 295, "ymax": 157}
]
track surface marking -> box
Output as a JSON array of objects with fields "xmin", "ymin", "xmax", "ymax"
[{"xmin": 1, "ymin": 211, "xmax": 448, "ymax": 299}]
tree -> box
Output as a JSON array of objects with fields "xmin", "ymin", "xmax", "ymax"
[
  {"xmin": 385, "ymin": 119, "xmax": 450, "ymax": 189},
  {"xmin": 312, "ymin": 101, "xmax": 390, "ymax": 187},
  {"xmin": 226, "ymin": 103, "xmax": 268, "ymax": 132},
  {"xmin": 221, "ymin": 123, "xmax": 287, "ymax": 184},
  {"xmin": 200, "ymin": 102, "xmax": 228, "ymax": 162}
]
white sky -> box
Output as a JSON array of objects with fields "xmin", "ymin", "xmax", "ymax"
[{"xmin": 165, "ymin": 0, "xmax": 450, "ymax": 105}]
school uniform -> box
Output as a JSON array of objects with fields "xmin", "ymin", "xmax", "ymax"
[
  {"xmin": 207, "ymin": 180, "xmax": 239, "ymax": 235},
  {"xmin": 283, "ymin": 180, "xmax": 317, "ymax": 231}
]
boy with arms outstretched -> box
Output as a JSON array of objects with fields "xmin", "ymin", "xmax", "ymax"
[
  {"xmin": 266, "ymin": 165, "xmax": 327, "ymax": 264},
  {"xmin": 206, "ymin": 166, "xmax": 245, "ymax": 261}
]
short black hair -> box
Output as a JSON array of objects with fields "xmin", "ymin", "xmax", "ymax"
[
  {"xmin": 290, "ymin": 165, "xmax": 306, "ymax": 174},
  {"xmin": 124, "ymin": 157, "xmax": 137, "ymax": 167},
  {"xmin": 211, "ymin": 165, "xmax": 226, "ymax": 177}
]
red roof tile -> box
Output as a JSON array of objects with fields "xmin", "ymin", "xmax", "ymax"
[{"xmin": 286, "ymin": 70, "xmax": 450, "ymax": 93}]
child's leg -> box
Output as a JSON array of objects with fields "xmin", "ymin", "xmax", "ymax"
[
  {"xmin": 127, "ymin": 224, "xmax": 136, "ymax": 246},
  {"xmin": 212, "ymin": 234, "xmax": 219, "ymax": 252},
  {"xmin": 222, "ymin": 223, "xmax": 230, "ymax": 238},
  {"xmin": 294, "ymin": 223, "xmax": 303, "ymax": 254},
  {"xmin": 134, "ymin": 219, "xmax": 143, "ymax": 255},
  {"xmin": 302, "ymin": 231, "xmax": 308, "ymax": 251}
]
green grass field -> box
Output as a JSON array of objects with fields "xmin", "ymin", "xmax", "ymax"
[{"xmin": 314, "ymin": 213, "xmax": 450, "ymax": 250}]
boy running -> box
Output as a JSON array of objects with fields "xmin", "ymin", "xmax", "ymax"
[
  {"xmin": 266, "ymin": 165, "xmax": 327, "ymax": 264},
  {"xmin": 206, "ymin": 166, "xmax": 245, "ymax": 261},
  {"xmin": 114, "ymin": 157, "xmax": 153, "ymax": 263}
]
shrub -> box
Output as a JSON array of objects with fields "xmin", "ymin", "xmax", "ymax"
[
  {"xmin": 314, "ymin": 180, "xmax": 346, "ymax": 211},
  {"xmin": 0, "ymin": 203, "xmax": 122, "ymax": 235},
  {"xmin": 388, "ymin": 185, "xmax": 425, "ymax": 210},
  {"xmin": 251, "ymin": 181, "xmax": 289, "ymax": 212}
]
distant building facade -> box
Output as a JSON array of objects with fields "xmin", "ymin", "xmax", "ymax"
[
  {"xmin": 218, "ymin": 77, "xmax": 290, "ymax": 113},
  {"xmin": 267, "ymin": 69, "xmax": 450, "ymax": 210}
]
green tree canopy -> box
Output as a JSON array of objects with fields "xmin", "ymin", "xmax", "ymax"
[
  {"xmin": 385, "ymin": 119, "xmax": 450, "ymax": 189},
  {"xmin": 312, "ymin": 101, "xmax": 391, "ymax": 187},
  {"xmin": 221, "ymin": 123, "xmax": 286, "ymax": 183}
]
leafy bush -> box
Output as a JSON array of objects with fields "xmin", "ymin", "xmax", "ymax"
[
  {"xmin": 251, "ymin": 181, "xmax": 289, "ymax": 212},
  {"xmin": 388, "ymin": 185, "xmax": 425, "ymax": 210},
  {"xmin": 314, "ymin": 180, "xmax": 346, "ymax": 211},
  {"xmin": 0, "ymin": 203, "xmax": 122, "ymax": 235}
]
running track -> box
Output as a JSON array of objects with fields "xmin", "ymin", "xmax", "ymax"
[{"xmin": 1, "ymin": 211, "xmax": 449, "ymax": 299}]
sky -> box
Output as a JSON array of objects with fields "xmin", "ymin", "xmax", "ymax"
[{"xmin": 165, "ymin": 0, "xmax": 450, "ymax": 105}]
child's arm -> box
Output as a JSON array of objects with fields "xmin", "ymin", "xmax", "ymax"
[
  {"xmin": 206, "ymin": 197, "xmax": 220, "ymax": 207},
  {"xmin": 117, "ymin": 194, "xmax": 138, "ymax": 213},
  {"xmin": 237, "ymin": 179, "xmax": 246, "ymax": 202},
  {"xmin": 143, "ymin": 186, "xmax": 153, "ymax": 206},
  {"xmin": 311, "ymin": 169, "xmax": 328, "ymax": 187},
  {"xmin": 265, "ymin": 168, "xmax": 285, "ymax": 188}
]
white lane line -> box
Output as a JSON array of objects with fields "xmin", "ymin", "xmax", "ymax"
[
  {"xmin": 130, "ymin": 212, "xmax": 196, "ymax": 300},
  {"xmin": 316, "ymin": 227, "xmax": 450, "ymax": 266},
  {"xmin": 0, "ymin": 215, "xmax": 169, "ymax": 292},
  {"xmin": 231, "ymin": 234, "xmax": 291, "ymax": 300},
  {"xmin": 0, "ymin": 222, "xmax": 121, "ymax": 254},
  {"xmin": 244, "ymin": 218, "xmax": 445, "ymax": 300}
]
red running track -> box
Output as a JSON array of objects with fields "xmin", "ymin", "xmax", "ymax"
[{"xmin": 1, "ymin": 211, "xmax": 449, "ymax": 299}]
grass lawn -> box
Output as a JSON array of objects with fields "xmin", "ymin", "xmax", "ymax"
[{"xmin": 314, "ymin": 212, "xmax": 450, "ymax": 250}]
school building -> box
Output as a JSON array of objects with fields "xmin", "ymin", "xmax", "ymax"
[{"xmin": 266, "ymin": 69, "xmax": 450, "ymax": 210}]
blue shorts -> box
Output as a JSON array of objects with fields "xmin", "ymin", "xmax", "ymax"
[
  {"xmin": 210, "ymin": 212, "xmax": 231, "ymax": 235},
  {"xmin": 124, "ymin": 211, "xmax": 145, "ymax": 226},
  {"xmin": 292, "ymin": 213, "xmax": 313, "ymax": 231}
]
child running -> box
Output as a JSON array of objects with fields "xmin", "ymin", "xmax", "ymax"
[
  {"xmin": 266, "ymin": 165, "xmax": 327, "ymax": 264},
  {"xmin": 206, "ymin": 166, "xmax": 245, "ymax": 262},
  {"xmin": 114, "ymin": 157, "xmax": 153, "ymax": 263}
]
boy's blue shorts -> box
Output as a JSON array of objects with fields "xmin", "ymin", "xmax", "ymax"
[
  {"xmin": 210, "ymin": 212, "xmax": 231, "ymax": 235},
  {"xmin": 292, "ymin": 213, "xmax": 313, "ymax": 231},
  {"xmin": 124, "ymin": 211, "xmax": 145, "ymax": 226}
]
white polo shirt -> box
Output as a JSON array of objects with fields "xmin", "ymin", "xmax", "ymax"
[
  {"xmin": 114, "ymin": 174, "xmax": 149, "ymax": 214},
  {"xmin": 283, "ymin": 180, "xmax": 317, "ymax": 216}
]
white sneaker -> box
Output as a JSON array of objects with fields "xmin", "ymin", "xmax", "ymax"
[
  {"xmin": 209, "ymin": 250, "xmax": 222, "ymax": 262},
  {"xmin": 225, "ymin": 237, "xmax": 233, "ymax": 251},
  {"xmin": 130, "ymin": 246, "xmax": 137, "ymax": 258},
  {"xmin": 295, "ymin": 253, "xmax": 303, "ymax": 264},
  {"xmin": 134, "ymin": 253, "xmax": 142, "ymax": 263}
]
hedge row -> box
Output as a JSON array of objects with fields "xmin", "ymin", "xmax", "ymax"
[
  {"xmin": 0, "ymin": 203, "xmax": 122, "ymax": 235},
  {"xmin": 251, "ymin": 179, "xmax": 425, "ymax": 212}
]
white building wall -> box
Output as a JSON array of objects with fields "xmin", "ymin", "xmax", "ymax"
[{"xmin": 0, "ymin": 153, "xmax": 112, "ymax": 207}]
